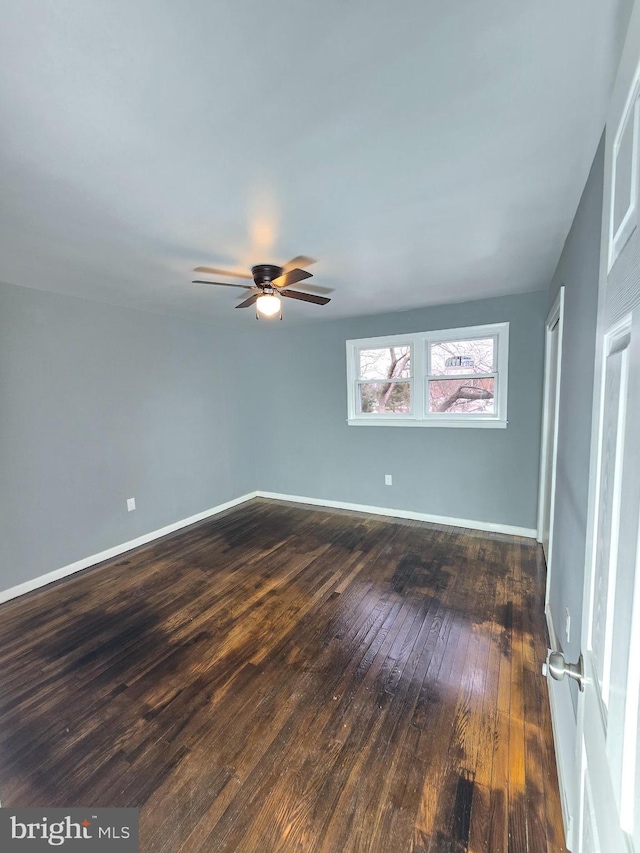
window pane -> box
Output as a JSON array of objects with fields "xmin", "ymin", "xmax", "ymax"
[
  {"xmin": 430, "ymin": 338, "xmax": 494, "ymax": 375},
  {"xmin": 358, "ymin": 346, "xmax": 411, "ymax": 380},
  {"xmin": 428, "ymin": 378, "xmax": 495, "ymax": 414},
  {"xmin": 359, "ymin": 382, "xmax": 411, "ymax": 414}
]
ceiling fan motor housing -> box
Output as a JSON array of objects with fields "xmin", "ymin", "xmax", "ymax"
[{"xmin": 251, "ymin": 264, "xmax": 283, "ymax": 287}]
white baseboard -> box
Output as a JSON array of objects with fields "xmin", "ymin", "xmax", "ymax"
[
  {"xmin": 0, "ymin": 490, "xmax": 536, "ymax": 606},
  {"xmin": 0, "ymin": 491, "xmax": 258, "ymax": 605},
  {"xmin": 255, "ymin": 491, "xmax": 537, "ymax": 538},
  {"xmin": 545, "ymin": 605, "xmax": 576, "ymax": 851}
]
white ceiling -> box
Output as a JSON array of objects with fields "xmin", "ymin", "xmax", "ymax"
[{"xmin": 0, "ymin": 0, "xmax": 631, "ymax": 324}]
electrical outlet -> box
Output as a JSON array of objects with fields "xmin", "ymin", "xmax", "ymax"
[
  {"xmin": 384, "ymin": 474, "xmax": 392, "ymax": 486},
  {"xmin": 127, "ymin": 498, "xmax": 136, "ymax": 512},
  {"xmin": 564, "ymin": 607, "xmax": 571, "ymax": 643}
]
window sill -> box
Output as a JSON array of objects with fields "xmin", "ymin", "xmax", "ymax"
[{"xmin": 346, "ymin": 418, "xmax": 508, "ymax": 429}]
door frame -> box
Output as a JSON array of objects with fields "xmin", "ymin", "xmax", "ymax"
[{"xmin": 537, "ymin": 284, "xmax": 565, "ymax": 612}]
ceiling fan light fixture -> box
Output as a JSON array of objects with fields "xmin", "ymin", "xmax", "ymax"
[{"xmin": 256, "ymin": 293, "xmax": 281, "ymax": 317}]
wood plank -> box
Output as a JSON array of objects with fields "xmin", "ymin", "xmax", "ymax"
[{"xmin": 0, "ymin": 498, "xmax": 566, "ymax": 852}]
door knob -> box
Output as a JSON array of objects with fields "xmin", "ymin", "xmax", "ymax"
[{"xmin": 542, "ymin": 650, "xmax": 585, "ymax": 691}]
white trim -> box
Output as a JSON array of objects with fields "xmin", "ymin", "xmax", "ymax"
[
  {"xmin": 347, "ymin": 323, "xmax": 506, "ymax": 349},
  {"xmin": 545, "ymin": 602, "xmax": 576, "ymax": 851},
  {"xmin": 0, "ymin": 492, "xmax": 259, "ymax": 605},
  {"xmin": 346, "ymin": 322, "xmax": 509, "ymax": 428},
  {"xmin": 255, "ymin": 491, "xmax": 536, "ymax": 538},
  {"xmin": 600, "ymin": 322, "xmax": 632, "ymax": 707},
  {"xmin": 608, "ymin": 70, "xmax": 640, "ymax": 272},
  {"xmin": 546, "ymin": 607, "xmax": 576, "ymax": 850},
  {"xmin": 537, "ymin": 286, "xmax": 565, "ymax": 614},
  {"xmin": 585, "ymin": 311, "xmax": 633, "ymax": 657},
  {"xmin": 346, "ymin": 417, "xmax": 508, "ymax": 429}
]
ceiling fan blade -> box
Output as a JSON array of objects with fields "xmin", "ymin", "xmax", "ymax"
[
  {"xmin": 192, "ymin": 280, "xmax": 253, "ymax": 290},
  {"xmin": 282, "ymin": 256, "xmax": 316, "ymax": 273},
  {"xmin": 193, "ymin": 266, "xmax": 253, "ymax": 280},
  {"xmin": 272, "ymin": 268, "xmax": 313, "ymax": 289},
  {"xmin": 292, "ymin": 283, "xmax": 333, "ymax": 295},
  {"xmin": 281, "ymin": 290, "xmax": 330, "ymax": 306},
  {"xmin": 235, "ymin": 293, "xmax": 261, "ymax": 309}
]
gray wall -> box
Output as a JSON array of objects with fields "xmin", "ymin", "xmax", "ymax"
[
  {"xmin": 547, "ymin": 135, "xmax": 605, "ymax": 702},
  {"xmin": 254, "ymin": 290, "xmax": 547, "ymax": 530},
  {"xmin": 0, "ymin": 281, "xmax": 257, "ymax": 592},
  {"xmin": 1, "ymin": 281, "xmax": 548, "ymax": 598}
]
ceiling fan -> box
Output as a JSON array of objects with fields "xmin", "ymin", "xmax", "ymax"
[{"xmin": 192, "ymin": 255, "xmax": 330, "ymax": 319}]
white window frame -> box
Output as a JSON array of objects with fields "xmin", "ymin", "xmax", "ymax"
[
  {"xmin": 351, "ymin": 340, "xmax": 416, "ymax": 421},
  {"xmin": 346, "ymin": 322, "xmax": 509, "ymax": 428}
]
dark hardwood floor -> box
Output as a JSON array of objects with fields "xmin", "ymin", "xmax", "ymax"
[{"xmin": 0, "ymin": 499, "xmax": 566, "ymax": 852}]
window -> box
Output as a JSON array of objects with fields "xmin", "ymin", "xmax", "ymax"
[
  {"xmin": 346, "ymin": 323, "xmax": 509, "ymax": 428},
  {"xmin": 357, "ymin": 344, "xmax": 413, "ymax": 416}
]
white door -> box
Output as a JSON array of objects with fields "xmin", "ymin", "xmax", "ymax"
[
  {"xmin": 541, "ymin": 320, "xmax": 558, "ymax": 562},
  {"xmin": 538, "ymin": 288, "xmax": 565, "ymax": 579},
  {"xmin": 574, "ymin": 8, "xmax": 640, "ymax": 850}
]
